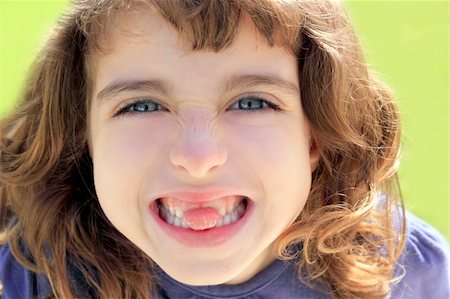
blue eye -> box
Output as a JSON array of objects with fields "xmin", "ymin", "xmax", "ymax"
[
  {"xmin": 115, "ymin": 99, "xmax": 166, "ymax": 116},
  {"xmin": 229, "ymin": 96, "xmax": 280, "ymax": 112}
]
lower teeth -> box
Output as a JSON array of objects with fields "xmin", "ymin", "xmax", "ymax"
[{"xmin": 158, "ymin": 197, "xmax": 247, "ymax": 229}]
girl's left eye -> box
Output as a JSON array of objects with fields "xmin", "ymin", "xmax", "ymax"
[
  {"xmin": 228, "ymin": 96, "xmax": 281, "ymax": 112},
  {"xmin": 114, "ymin": 100, "xmax": 167, "ymax": 117}
]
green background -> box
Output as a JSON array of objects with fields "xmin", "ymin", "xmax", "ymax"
[{"xmin": 0, "ymin": 1, "xmax": 448, "ymax": 240}]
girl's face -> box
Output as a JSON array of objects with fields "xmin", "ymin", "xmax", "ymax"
[{"xmin": 89, "ymin": 9, "xmax": 319, "ymax": 285}]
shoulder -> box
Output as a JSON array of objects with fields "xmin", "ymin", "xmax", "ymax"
[
  {"xmin": 0, "ymin": 244, "xmax": 51, "ymax": 299},
  {"xmin": 391, "ymin": 211, "xmax": 450, "ymax": 298}
]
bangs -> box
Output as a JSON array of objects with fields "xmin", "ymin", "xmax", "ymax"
[{"xmin": 76, "ymin": 0, "xmax": 304, "ymax": 54}]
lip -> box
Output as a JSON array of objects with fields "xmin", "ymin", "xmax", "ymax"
[{"xmin": 147, "ymin": 189, "xmax": 253, "ymax": 247}]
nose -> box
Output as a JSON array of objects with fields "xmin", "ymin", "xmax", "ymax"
[{"xmin": 169, "ymin": 126, "xmax": 228, "ymax": 178}]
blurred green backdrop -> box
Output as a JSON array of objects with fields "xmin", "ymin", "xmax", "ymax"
[{"xmin": 0, "ymin": 1, "xmax": 448, "ymax": 240}]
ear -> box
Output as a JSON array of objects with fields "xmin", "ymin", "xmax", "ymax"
[{"xmin": 309, "ymin": 135, "xmax": 320, "ymax": 172}]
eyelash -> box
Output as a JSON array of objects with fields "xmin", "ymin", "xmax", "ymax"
[
  {"xmin": 113, "ymin": 95, "xmax": 281, "ymax": 117},
  {"xmin": 114, "ymin": 100, "xmax": 167, "ymax": 117}
]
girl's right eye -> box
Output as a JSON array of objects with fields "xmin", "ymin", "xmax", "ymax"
[{"xmin": 114, "ymin": 99, "xmax": 167, "ymax": 117}]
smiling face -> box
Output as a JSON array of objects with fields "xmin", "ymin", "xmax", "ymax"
[{"xmin": 88, "ymin": 8, "xmax": 319, "ymax": 285}]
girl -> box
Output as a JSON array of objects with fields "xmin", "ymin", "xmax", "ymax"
[{"xmin": 0, "ymin": 0, "xmax": 448, "ymax": 298}]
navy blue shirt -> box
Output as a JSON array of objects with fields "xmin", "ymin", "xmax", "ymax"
[{"xmin": 1, "ymin": 212, "xmax": 449, "ymax": 298}]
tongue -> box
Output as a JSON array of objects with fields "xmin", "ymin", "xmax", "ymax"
[{"xmin": 182, "ymin": 207, "xmax": 221, "ymax": 230}]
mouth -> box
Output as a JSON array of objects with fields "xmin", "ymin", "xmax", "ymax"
[{"xmin": 156, "ymin": 196, "xmax": 249, "ymax": 231}]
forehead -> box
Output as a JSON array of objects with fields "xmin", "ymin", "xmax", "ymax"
[
  {"xmin": 88, "ymin": 7, "xmax": 299, "ymax": 98},
  {"xmin": 85, "ymin": 0, "xmax": 301, "ymax": 69},
  {"xmin": 81, "ymin": 0, "xmax": 306, "ymax": 104}
]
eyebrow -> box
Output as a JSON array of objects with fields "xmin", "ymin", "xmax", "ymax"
[
  {"xmin": 96, "ymin": 74, "xmax": 299, "ymax": 103},
  {"xmin": 96, "ymin": 79, "xmax": 170, "ymax": 101},
  {"xmin": 223, "ymin": 74, "xmax": 299, "ymax": 96}
]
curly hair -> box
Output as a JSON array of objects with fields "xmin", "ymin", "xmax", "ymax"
[{"xmin": 0, "ymin": 0, "xmax": 405, "ymax": 298}]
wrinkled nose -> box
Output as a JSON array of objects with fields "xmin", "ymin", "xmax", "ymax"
[{"xmin": 169, "ymin": 124, "xmax": 228, "ymax": 178}]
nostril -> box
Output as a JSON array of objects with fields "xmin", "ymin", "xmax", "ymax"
[{"xmin": 208, "ymin": 165, "xmax": 221, "ymax": 173}]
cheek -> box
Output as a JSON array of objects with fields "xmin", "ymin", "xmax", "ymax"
[
  {"xmin": 91, "ymin": 118, "xmax": 174, "ymax": 205},
  {"xmin": 227, "ymin": 121, "xmax": 312, "ymax": 218},
  {"xmin": 228, "ymin": 120, "xmax": 311, "ymax": 173}
]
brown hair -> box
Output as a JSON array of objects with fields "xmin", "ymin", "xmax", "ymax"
[{"xmin": 0, "ymin": 0, "xmax": 405, "ymax": 298}]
